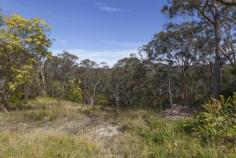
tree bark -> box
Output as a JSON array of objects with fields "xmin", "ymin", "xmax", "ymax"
[
  {"xmin": 112, "ymin": 85, "xmax": 119, "ymax": 108},
  {"xmin": 24, "ymin": 84, "xmax": 30, "ymax": 101},
  {"xmin": 90, "ymin": 79, "xmax": 101, "ymax": 106},
  {"xmin": 213, "ymin": 18, "xmax": 221, "ymax": 98},
  {"xmin": 40, "ymin": 62, "xmax": 46, "ymax": 96},
  {"xmin": 168, "ymin": 78, "xmax": 173, "ymax": 106}
]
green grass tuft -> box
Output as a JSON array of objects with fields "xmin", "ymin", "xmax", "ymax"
[{"xmin": 0, "ymin": 132, "xmax": 100, "ymax": 158}]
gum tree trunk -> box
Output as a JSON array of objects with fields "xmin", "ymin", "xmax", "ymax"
[{"xmin": 213, "ymin": 17, "xmax": 221, "ymax": 98}]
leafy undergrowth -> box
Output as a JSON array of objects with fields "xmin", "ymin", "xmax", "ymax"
[
  {"xmin": 184, "ymin": 94, "xmax": 236, "ymax": 146},
  {"xmin": 115, "ymin": 110, "xmax": 236, "ymax": 158},
  {"xmin": 0, "ymin": 97, "xmax": 235, "ymax": 158}
]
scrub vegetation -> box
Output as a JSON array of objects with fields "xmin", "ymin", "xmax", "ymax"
[{"xmin": 0, "ymin": 0, "xmax": 236, "ymax": 157}]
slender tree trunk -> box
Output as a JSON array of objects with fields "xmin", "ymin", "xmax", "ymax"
[
  {"xmin": 159, "ymin": 88, "xmax": 163, "ymax": 111},
  {"xmin": 24, "ymin": 84, "xmax": 30, "ymax": 101},
  {"xmin": 40, "ymin": 62, "xmax": 46, "ymax": 96},
  {"xmin": 168, "ymin": 78, "xmax": 173, "ymax": 106},
  {"xmin": 115, "ymin": 87, "xmax": 119, "ymax": 108},
  {"xmin": 90, "ymin": 79, "xmax": 101, "ymax": 106},
  {"xmin": 51, "ymin": 86, "xmax": 54, "ymax": 98},
  {"xmin": 213, "ymin": 18, "xmax": 221, "ymax": 98},
  {"xmin": 90, "ymin": 97, "xmax": 95, "ymax": 106},
  {"xmin": 1, "ymin": 90, "xmax": 9, "ymax": 112},
  {"xmin": 1, "ymin": 104, "xmax": 8, "ymax": 112},
  {"xmin": 113, "ymin": 85, "xmax": 119, "ymax": 108}
]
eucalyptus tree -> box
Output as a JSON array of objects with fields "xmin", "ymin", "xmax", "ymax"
[
  {"xmin": 221, "ymin": 10, "xmax": 236, "ymax": 64},
  {"xmin": 141, "ymin": 60, "xmax": 173, "ymax": 108},
  {"xmin": 79, "ymin": 59, "xmax": 102, "ymax": 105},
  {"xmin": 44, "ymin": 51, "xmax": 79, "ymax": 100},
  {"xmin": 112, "ymin": 55, "xmax": 146, "ymax": 107},
  {"xmin": 162, "ymin": 0, "xmax": 236, "ymax": 97},
  {"xmin": 142, "ymin": 21, "xmax": 208, "ymax": 105}
]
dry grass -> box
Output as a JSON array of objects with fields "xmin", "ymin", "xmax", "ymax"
[
  {"xmin": 0, "ymin": 130, "xmax": 103, "ymax": 158},
  {"xmin": 0, "ymin": 97, "xmax": 235, "ymax": 158}
]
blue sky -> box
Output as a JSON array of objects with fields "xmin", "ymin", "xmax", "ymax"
[{"xmin": 0, "ymin": 0, "xmax": 168, "ymax": 66}]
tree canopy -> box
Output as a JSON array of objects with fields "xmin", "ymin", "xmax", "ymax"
[{"xmin": 0, "ymin": 1, "xmax": 236, "ymax": 110}]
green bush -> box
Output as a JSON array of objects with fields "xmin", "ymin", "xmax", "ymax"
[
  {"xmin": 184, "ymin": 93, "xmax": 236, "ymax": 143},
  {"xmin": 71, "ymin": 87, "xmax": 83, "ymax": 103},
  {"xmin": 119, "ymin": 116, "xmax": 233, "ymax": 158},
  {"xmin": 96, "ymin": 94, "xmax": 108, "ymax": 106}
]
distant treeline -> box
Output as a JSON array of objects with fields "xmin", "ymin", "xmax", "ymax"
[{"xmin": 1, "ymin": 0, "xmax": 236, "ymax": 110}]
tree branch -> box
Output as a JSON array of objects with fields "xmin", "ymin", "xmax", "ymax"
[
  {"xmin": 196, "ymin": 0, "xmax": 214, "ymax": 24},
  {"xmin": 216, "ymin": 0, "xmax": 236, "ymax": 6}
]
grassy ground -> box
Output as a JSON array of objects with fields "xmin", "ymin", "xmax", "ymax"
[{"xmin": 0, "ymin": 97, "xmax": 235, "ymax": 158}]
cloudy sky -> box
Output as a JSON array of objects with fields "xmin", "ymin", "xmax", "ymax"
[{"xmin": 1, "ymin": 0, "xmax": 167, "ymax": 66}]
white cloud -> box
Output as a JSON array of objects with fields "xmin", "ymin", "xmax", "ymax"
[
  {"xmin": 95, "ymin": 2, "xmax": 130, "ymax": 13},
  {"xmin": 100, "ymin": 6, "xmax": 121, "ymax": 12},
  {"xmin": 52, "ymin": 48, "xmax": 138, "ymax": 67}
]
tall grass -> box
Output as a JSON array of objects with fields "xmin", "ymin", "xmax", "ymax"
[
  {"xmin": 0, "ymin": 131, "xmax": 101, "ymax": 158},
  {"xmin": 115, "ymin": 110, "xmax": 236, "ymax": 158}
]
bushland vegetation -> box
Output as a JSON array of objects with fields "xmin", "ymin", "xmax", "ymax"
[{"xmin": 0, "ymin": 0, "xmax": 236, "ymax": 157}]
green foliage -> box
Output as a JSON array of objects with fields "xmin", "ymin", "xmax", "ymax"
[
  {"xmin": 231, "ymin": 64, "xmax": 236, "ymax": 75},
  {"xmin": 184, "ymin": 93, "xmax": 236, "ymax": 143},
  {"xmin": 96, "ymin": 94, "xmax": 108, "ymax": 106},
  {"xmin": 0, "ymin": 14, "xmax": 51, "ymax": 107},
  {"xmin": 8, "ymin": 92, "xmax": 25, "ymax": 105},
  {"xmin": 119, "ymin": 115, "xmax": 235, "ymax": 158},
  {"xmin": 71, "ymin": 86, "xmax": 83, "ymax": 103},
  {"xmin": 65, "ymin": 80, "xmax": 83, "ymax": 103}
]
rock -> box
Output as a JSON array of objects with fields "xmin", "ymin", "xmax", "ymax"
[{"xmin": 94, "ymin": 125, "xmax": 120, "ymax": 138}]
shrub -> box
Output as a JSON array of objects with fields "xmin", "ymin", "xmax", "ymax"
[
  {"xmin": 184, "ymin": 93, "xmax": 236, "ymax": 143},
  {"xmin": 71, "ymin": 87, "xmax": 83, "ymax": 103},
  {"xmin": 96, "ymin": 94, "xmax": 108, "ymax": 106}
]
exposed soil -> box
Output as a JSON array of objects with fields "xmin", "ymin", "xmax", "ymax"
[
  {"xmin": 161, "ymin": 104, "xmax": 201, "ymax": 118},
  {"xmin": 0, "ymin": 115, "xmax": 120, "ymax": 138},
  {"xmin": 0, "ymin": 110, "xmax": 123, "ymax": 157}
]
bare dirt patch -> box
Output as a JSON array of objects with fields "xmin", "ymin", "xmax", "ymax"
[
  {"xmin": 0, "ymin": 112, "xmax": 120, "ymax": 139},
  {"xmin": 161, "ymin": 104, "xmax": 201, "ymax": 118}
]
